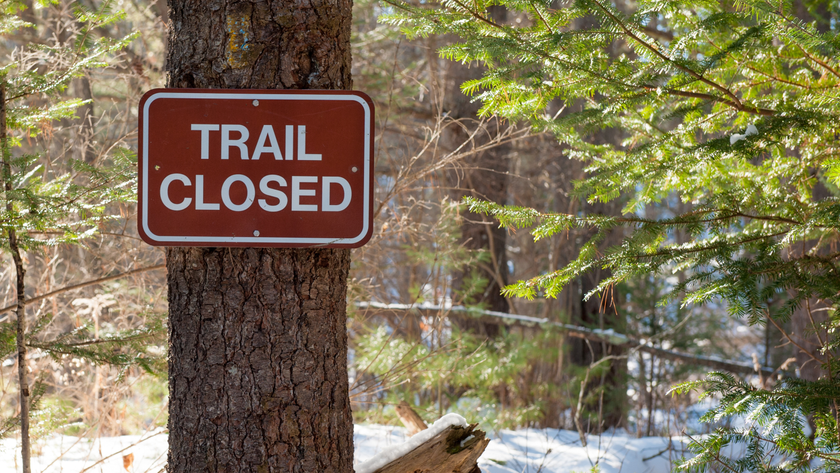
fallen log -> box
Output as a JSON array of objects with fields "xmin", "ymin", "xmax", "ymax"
[
  {"xmin": 356, "ymin": 414, "xmax": 490, "ymax": 473},
  {"xmin": 356, "ymin": 301, "xmax": 777, "ymax": 376},
  {"xmin": 376, "ymin": 423, "xmax": 488, "ymax": 473}
]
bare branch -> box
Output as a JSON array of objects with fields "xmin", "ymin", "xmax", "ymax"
[{"xmin": 0, "ymin": 264, "xmax": 166, "ymax": 322}]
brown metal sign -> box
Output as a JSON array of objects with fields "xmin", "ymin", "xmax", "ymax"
[{"xmin": 138, "ymin": 89, "xmax": 374, "ymax": 248}]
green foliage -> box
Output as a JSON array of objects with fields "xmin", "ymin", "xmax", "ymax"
[
  {"xmin": 353, "ymin": 324, "xmax": 559, "ymax": 429},
  {"xmin": 28, "ymin": 395, "xmax": 84, "ymax": 440},
  {"xmin": 671, "ymin": 373, "xmax": 840, "ymax": 471},
  {"xmin": 0, "ymin": 0, "xmax": 162, "ymax": 444},
  {"xmin": 30, "ymin": 310, "xmax": 167, "ymax": 377},
  {"xmin": 114, "ymin": 374, "xmax": 169, "ymax": 434},
  {"xmin": 0, "ymin": 4, "xmax": 137, "ymax": 252},
  {"xmin": 385, "ymin": 0, "xmax": 840, "ymax": 468},
  {"xmin": 389, "ymin": 199, "xmax": 498, "ymax": 308},
  {"xmin": 403, "ymin": 200, "xmax": 479, "ymax": 279}
]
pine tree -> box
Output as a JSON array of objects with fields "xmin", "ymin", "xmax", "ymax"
[
  {"xmin": 384, "ymin": 0, "xmax": 840, "ymax": 469},
  {"xmin": 0, "ymin": 2, "xmax": 165, "ymax": 470}
]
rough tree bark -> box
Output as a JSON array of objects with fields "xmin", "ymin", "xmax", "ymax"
[{"xmin": 164, "ymin": 1, "xmax": 354, "ymax": 472}]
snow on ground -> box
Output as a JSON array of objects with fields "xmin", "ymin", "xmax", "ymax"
[
  {"xmin": 0, "ymin": 425, "xmax": 694, "ymax": 473},
  {"xmin": 0, "ymin": 429, "xmax": 169, "ymax": 473},
  {"xmin": 355, "ymin": 424, "xmax": 691, "ymax": 473},
  {"xmin": 355, "ymin": 413, "xmax": 469, "ymax": 473},
  {"xmin": 482, "ymin": 429, "xmax": 690, "ymax": 473}
]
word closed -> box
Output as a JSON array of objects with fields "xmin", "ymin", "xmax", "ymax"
[{"xmin": 138, "ymin": 89, "xmax": 374, "ymax": 247}]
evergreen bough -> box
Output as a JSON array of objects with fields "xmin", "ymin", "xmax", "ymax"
[
  {"xmin": 384, "ymin": 0, "xmax": 840, "ymax": 469},
  {"xmin": 0, "ymin": 1, "xmax": 165, "ymax": 467}
]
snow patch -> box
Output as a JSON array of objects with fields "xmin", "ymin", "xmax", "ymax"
[
  {"xmin": 730, "ymin": 124, "xmax": 758, "ymax": 144},
  {"xmin": 354, "ymin": 413, "xmax": 468, "ymax": 473}
]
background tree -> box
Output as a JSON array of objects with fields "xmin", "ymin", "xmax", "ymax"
[
  {"xmin": 349, "ymin": 0, "xmax": 752, "ymax": 434},
  {"xmin": 384, "ymin": 0, "xmax": 840, "ymax": 469},
  {"xmin": 0, "ymin": 1, "xmax": 166, "ymax": 470}
]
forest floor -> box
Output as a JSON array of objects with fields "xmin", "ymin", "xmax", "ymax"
[{"xmin": 0, "ymin": 423, "xmax": 696, "ymax": 473}]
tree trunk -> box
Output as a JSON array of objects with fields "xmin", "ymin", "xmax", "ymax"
[
  {"xmin": 443, "ymin": 6, "xmax": 511, "ymax": 326},
  {"xmin": 72, "ymin": 76, "xmax": 95, "ymax": 164},
  {"xmin": 164, "ymin": 1, "xmax": 354, "ymax": 472},
  {"xmin": 3, "ymin": 79, "xmax": 32, "ymax": 473},
  {"xmin": 565, "ymin": 147, "xmax": 627, "ymax": 433}
]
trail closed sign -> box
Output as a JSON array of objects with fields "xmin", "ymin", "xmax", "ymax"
[{"xmin": 138, "ymin": 89, "xmax": 374, "ymax": 248}]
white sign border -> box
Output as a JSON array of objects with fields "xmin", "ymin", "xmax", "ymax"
[{"xmin": 140, "ymin": 91, "xmax": 372, "ymax": 246}]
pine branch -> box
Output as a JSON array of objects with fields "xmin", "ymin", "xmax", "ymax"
[
  {"xmin": 448, "ymin": 0, "xmax": 503, "ymax": 29},
  {"xmin": 588, "ymin": 0, "xmax": 745, "ymax": 109},
  {"xmin": 646, "ymin": 86, "xmax": 776, "ymax": 116},
  {"xmin": 799, "ymin": 47, "xmax": 840, "ymax": 80}
]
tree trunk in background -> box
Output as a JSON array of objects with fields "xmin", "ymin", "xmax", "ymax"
[
  {"xmin": 553, "ymin": 7, "xmax": 629, "ymax": 431},
  {"xmin": 518, "ymin": 106, "xmax": 624, "ymax": 431},
  {"xmin": 504, "ymin": 132, "xmax": 579, "ymax": 429},
  {"xmin": 572, "ymin": 253, "xmax": 626, "ymax": 430},
  {"xmin": 786, "ymin": 0, "xmax": 833, "ymax": 384},
  {"xmin": 164, "ymin": 1, "xmax": 354, "ymax": 472},
  {"xmin": 72, "ymin": 76, "xmax": 95, "ymax": 164},
  {"xmin": 563, "ymin": 132, "xmax": 626, "ymax": 432},
  {"xmin": 444, "ymin": 7, "xmax": 510, "ymax": 331},
  {"xmin": 515, "ymin": 135, "xmax": 626, "ymax": 430},
  {"xmin": 789, "ymin": 178, "xmax": 833, "ymax": 382}
]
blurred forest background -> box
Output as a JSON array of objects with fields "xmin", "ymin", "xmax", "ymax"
[{"xmin": 0, "ymin": 0, "xmax": 836, "ymax": 459}]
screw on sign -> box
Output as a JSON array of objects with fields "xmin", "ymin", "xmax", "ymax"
[{"xmin": 138, "ymin": 89, "xmax": 374, "ymax": 248}]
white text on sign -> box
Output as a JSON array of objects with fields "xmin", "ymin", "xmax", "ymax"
[
  {"xmin": 158, "ymin": 123, "xmax": 352, "ymax": 212},
  {"xmin": 190, "ymin": 124, "xmax": 322, "ymax": 160}
]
